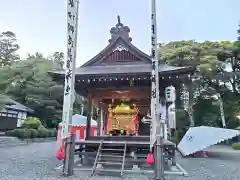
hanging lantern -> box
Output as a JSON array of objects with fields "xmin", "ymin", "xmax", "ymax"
[
  {"xmin": 129, "ymin": 80, "xmax": 134, "ymax": 87},
  {"xmin": 165, "ymin": 86, "xmax": 176, "ymax": 103}
]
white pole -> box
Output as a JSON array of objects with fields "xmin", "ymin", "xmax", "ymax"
[
  {"xmin": 150, "ymin": 0, "xmax": 160, "ymax": 150},
  {"xmin": 61, "ymin": 0, "xmax": 79, "ymax": 139},
  {"xmin": 150, "ymin": 1, "xmax": 165, "ymax": 179}
]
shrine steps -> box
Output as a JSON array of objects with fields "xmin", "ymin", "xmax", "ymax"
[{"xmin": 91, "ymin": 141, "xmax": 127, "ymax": 177}]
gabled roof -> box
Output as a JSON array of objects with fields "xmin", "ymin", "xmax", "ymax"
[
  {"xmin": 0, "ymin": 95, "xmax": 34, "ymax": 113},
  {"xmin": 81, "ymin": 15, "xmax": 151, "ymax": 67},
  {"xmin": 49, "ymin": 16, "xmax": 195, "ymax": 78},
  {"xmin": 81, "ymin": 36, "xmax": 151, "ymax": 67}
]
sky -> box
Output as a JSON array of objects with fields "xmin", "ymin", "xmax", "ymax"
[{"xmin": 0, "ymin": 0, "xmax": 240, "ymax": 66}]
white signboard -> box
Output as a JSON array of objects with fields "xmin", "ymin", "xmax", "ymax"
[{"xmin": 61, "ymin": 0, "xmax": 79, "ymax": 139}]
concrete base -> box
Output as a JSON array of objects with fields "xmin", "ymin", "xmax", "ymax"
[
  {"xmin": 96, "ymin": 164, "xmax": 103, "ymax": 168},
  {"xmin": 132, "ymin": 164, "xmax": 141, "ymax": 171},
  {"xmin": 54, "ymin": 163, "xmax": 188, "ymax": 177}
]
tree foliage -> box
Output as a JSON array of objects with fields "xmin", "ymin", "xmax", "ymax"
[
  {"xmin": 52, "ymin": 52, "xmax": 64, "ymax": 68},
  {"xmin": 0, "ymin": 31, "xmax": 20, "ymax": 66},
  {"xmin": 0, "ymin": 56, "xmax": 65, "ymax": 127},
  {"xmin": 159, "ymin": 35, "xmax": 240, "ymax": 129},
  {"xmin": 0, "ymin": 32, "xmax": 84, "ymax": 128}
]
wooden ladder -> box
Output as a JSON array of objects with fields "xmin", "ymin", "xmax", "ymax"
[
  {"xmin": 91, "ymin": 140, "xmax": 103, "ymax": 176},
  {"xmin": 120, "ymin": 141, "xmax": 127, "ymax": 177},
  {"xmin": 91, "ymin": 141, "xmax": 127, "ymax": 177}
]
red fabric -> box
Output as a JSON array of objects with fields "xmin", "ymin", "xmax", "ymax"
[
  {"xmin": 133, "ymin": 113, "xmax": 138, "ymax": 124},
  {"xmin": 132, "ymin": 112, "xmax": 139, "ymax": 136},
  {"xmin": 56, "ymin": 144, "xmax": 65, "ymax": 160},
  {"xmin": 106, "ymin": 117, "xmax": 112, "ymax": 132},
  {"xmin": 146, "ymin": 152, "xmax": 155, "ymax": 165},
  {"xmin": 58, "ymin": 126, "xmax": 97, "ymax": 140},
  {"xmin": 193, "ymin": 151, "xmax": 208, "ymax": 157}
]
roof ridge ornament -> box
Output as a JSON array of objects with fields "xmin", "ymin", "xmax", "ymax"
[
  {"xmin": 113, "ymin": 44, "xmax": 128, "ymax": 52},
  {"xmin": 108, "ymin": 15, "xmax": 132, "ymax": 43}
]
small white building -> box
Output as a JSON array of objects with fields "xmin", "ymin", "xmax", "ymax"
[{"xmin": 0, "ymin": 96, "xmax": 34, "ymax": 131}]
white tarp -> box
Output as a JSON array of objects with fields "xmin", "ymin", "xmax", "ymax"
[
  {"xmin": 58, "ymin": 114, "xmax": 97, "ymax": 127},
  {"xmin": 177, "ymin": 126, "xmax": 240, "ymax": 156}
]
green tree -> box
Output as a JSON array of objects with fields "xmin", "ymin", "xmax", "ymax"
[
  {"xmin": 159, "ymin": 39, "xmax": 240, "ymax": 129},
  {"xmin": 0, "ymin": 56, "xmax": 63, "ymax": 127},
  {"xmin": 52, "ymin": 52, "xmax": 64, "ymax": 68},
  {"xmin": 0, "ymin": 31, "xmax": 20, "ymax": 66},
  {"xmin": 0, "ymin": 54, "xmax": 85, "ymax": 128}
]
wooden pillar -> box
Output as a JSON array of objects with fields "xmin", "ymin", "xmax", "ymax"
[
  {"xmin": 186, "ymin": 78, "xmax": 194, "ymax": 127},
  {"xmin": 104, "ymin": 110, "xmax": 108, "ymax": 134},
  {"xmin": 100, "ymin": 108, "xmax": 104, "ymax": 135},
  {"xmin": 86, "ymin": 95, "xmax": 92, "ymax": 139},
  {"xmin": 96, "ymin": 108, "xmax": 101, "ymax": 136},
  {"xmin": 63, "ymin": 134, "xmax": 75, "ymax": 176}
]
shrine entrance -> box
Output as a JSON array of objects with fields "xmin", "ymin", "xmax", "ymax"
[
  {"xmin": 106, "ymin": 102, "xmax": 139, "ymax": 136},
  {"xmin": 90, "ymin": 86, "xmax": 151, "ymax": 137}
]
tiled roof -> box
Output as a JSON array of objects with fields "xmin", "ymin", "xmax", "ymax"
[
  {"xmin": 1, "ymin": 95, "xmax": 34, "ymax": 113},
  {"xmin": 50, "ymin": 64, "xmax": 194, "ymax": 76}
]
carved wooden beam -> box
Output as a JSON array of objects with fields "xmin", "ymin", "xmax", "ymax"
[
  {"xmin": 88, "ymin": 86, "xmax": 150, "ymax": 93},
  {"xmin": 91, "ymin": 90, "xmax": 150, "ymax": 99}
]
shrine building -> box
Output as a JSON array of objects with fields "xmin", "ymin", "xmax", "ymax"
[{"xmin": 50, "ymin": 16, "xmax": 195, "ymax": 139}]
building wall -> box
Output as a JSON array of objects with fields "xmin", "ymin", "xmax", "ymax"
[{"xmin": 0, "ymin": 109, "xmax": 27, "ymax": 127}]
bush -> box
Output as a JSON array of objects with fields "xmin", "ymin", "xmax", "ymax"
[
  {"xmin": 5, "ymin": 130, "xmax": 15, "ymax": 136},
  {"xmin": 37, "ymin": 127, "xmax": 50, "ymax": 138},
  {"xmin": 27, "ymin": 129, "xmax": 39, "ymax": 138},
  {"xmin": 6, "ymin": 128, "xmax": 57, "ymax": 139},
  {"xmin": 22, "ymin": 117, "xmax": 42, "ymax": 130},
  {"xmin": 48, "ymin": 128, "xmax": 57, "ymax": 137},
  {"xmin": 232, "ymin": 143, "xmax": 240, "ymax": 150},
  {"xmin": 6, "ymin": 129, "xmax": 30, "ymax": 139}
]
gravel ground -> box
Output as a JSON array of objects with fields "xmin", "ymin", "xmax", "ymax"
[{"xmin": 0, "ymin": 142, "xmax": 240, "ymax": 180}]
